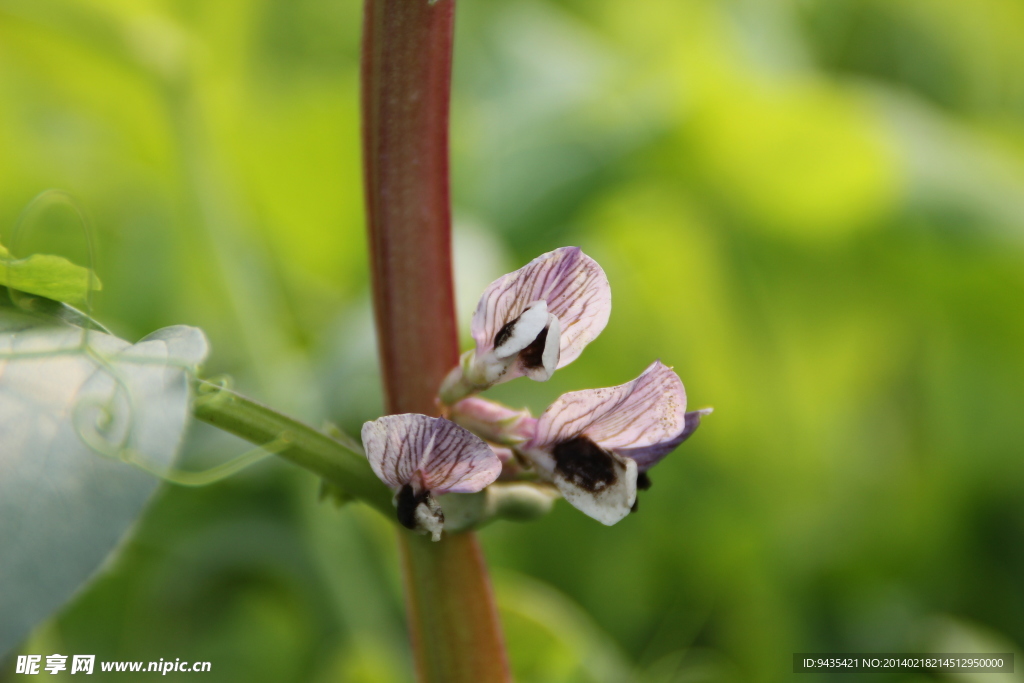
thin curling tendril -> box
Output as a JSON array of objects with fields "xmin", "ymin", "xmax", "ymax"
[
  {"xmin": 125, "ymin": 433, "xmax": 293, "ymax": 487},
  {"xmin": 74, "ymin": 370, "xmax": 293, "ymax": 486},
  {"xmin": 0, "ymin": 325, "xmax": 276, "ymax": 488}
]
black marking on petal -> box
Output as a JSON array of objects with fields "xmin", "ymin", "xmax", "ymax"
[
  {"xmin": 552, "ymin": 435, "xmax": 617, "ymax": 493},
  {"xmin": 396, "ymin": 484, "xmax": 429, "ymax": 530},
  {"xmin": 519, "ymin": 325, "xmax": 549, "ymax": 369},
  {"xmin": 493, "ymin": 316, "xmax": 520, "ymax": 349},
  {"xmin": 637, "ymin": 471, "xmax": 652, "ymax": 491}
]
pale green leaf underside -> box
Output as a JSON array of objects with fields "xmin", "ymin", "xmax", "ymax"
[
  {"xmin": 0, "ymin": 243, "xmax": 101, "ymax": 306},
  {"xmin": 0, "ymin": 297, "xmax": 207, "ymax": 656}
]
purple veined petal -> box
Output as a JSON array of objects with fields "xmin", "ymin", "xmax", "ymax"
[
  {"xmin": 619, "ymin": 408, "xmax": 712, "ymax": 471},
  {"xmin": 528, "ymin": 361, "xmax": 687, "ymax": 454},
  {"xmin": 439, "ymin": 247, "xmax": 607, "ymax": 401},
  {"xmin": 471, "ymin": 247, "xmax": 611, "ymax": 372},
  {"xmin": 361, "ymin": 414, "xmax": 502, "ymax": 495}
]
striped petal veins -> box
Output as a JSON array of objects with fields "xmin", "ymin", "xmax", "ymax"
[
  {"xmin": 362, "ymin": 414, "xmax": 502, "ymax": 540},
  {"xmin": 520, "ymin": 361, "xmax": 707, "ymax": 525},
  {"xmin": 473, "ymin": 246, "xmax": 610, "ymax": 379},
  {"xmin": 439, "ymin": 247, "xmax": 611, "ymax": 403}
]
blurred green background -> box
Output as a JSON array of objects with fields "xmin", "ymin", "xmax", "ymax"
[{"xmin": 3, "ymin": 0, "xmax": 1024, "ymax": 681}]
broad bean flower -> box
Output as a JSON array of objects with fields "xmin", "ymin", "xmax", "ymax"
[
  {"xmin": 439, "ymin": 247, "xmax": 611, "ymax": 403},
  {"xmin": 519, "ymin": 361, "xmax": 710, "ymax": 525},
  {"xmin": 362, "ymin": 414, "xmax": 502, "ymax": 540},
  {"xmin": 362, "ymin": 247, "xmax": 710, "ymax": 536}
]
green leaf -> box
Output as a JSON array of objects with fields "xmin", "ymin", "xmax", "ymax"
[
  {"xmin": 0, "ymin": 242, "xmax": 102, "ymax": 306},
  {"xmin": 0, "ymin": 293, "xmax": 208, "ymax": 656}
]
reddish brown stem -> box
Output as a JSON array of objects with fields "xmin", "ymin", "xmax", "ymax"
[
  {"xmin": 360, "ymin": 0, "xmax": 511, "ymax": 681},
  {"xmin": 399, "ymin": 532, "xmax": 511, "ymax": 682},
  {"xmin": 362, "ymin": 0, "xmax": 457, "ymax": 414}
]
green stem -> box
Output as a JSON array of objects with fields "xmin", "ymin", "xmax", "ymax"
[{"xmin": 191, "ymin": 380, "xmax": 393, "ymax": 517}]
